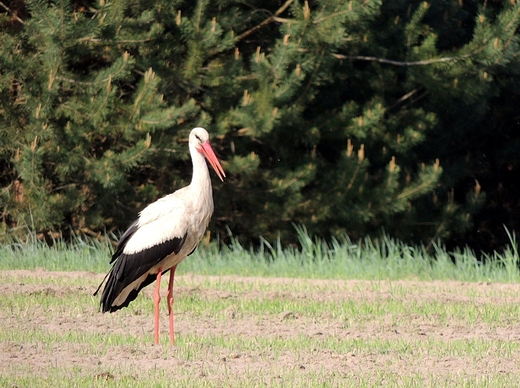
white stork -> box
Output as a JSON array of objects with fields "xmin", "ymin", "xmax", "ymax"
[{"xmin": 94, "ymin": 127, "xmax": 225, "ymax": 345}]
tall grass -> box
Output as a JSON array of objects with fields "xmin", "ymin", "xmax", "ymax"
[
  {"xmin": 0, "ymin": 226, "xmax": 519, "ymax": 282},
  {"xmin": 0, "ymin": 233, "xmax": 112, "ymax": 272}
]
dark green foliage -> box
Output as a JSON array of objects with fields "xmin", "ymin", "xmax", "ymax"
[
  {"xmin": 0, "ymin": 0, "xmax": 197, "ymax": 238},
  {"xmin": 1, "ymin": 0, "xmax": 520, "ymax": 253}
]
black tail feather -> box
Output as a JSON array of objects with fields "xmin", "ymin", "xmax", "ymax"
[{"xmin": 99, "ymin": 262, "xmax": 170, "ymax": 313}]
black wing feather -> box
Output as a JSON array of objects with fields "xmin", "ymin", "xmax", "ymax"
[
  {"xmin": 96, "ymin": 227, "xmax": 187, "ymax": 313},
  {"xmin": 110, "ymin": 220, "xmax": 139, "ymax": 263},
  {"xmin": 93, "ymin": 220, "xmax": 140, "ymax": 297}
]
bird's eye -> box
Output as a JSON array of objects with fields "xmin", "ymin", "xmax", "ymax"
[{"xmin": 195, "ymin": 135, "xmax": 202, "ymax": 142}]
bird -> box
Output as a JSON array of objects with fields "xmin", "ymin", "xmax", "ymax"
[{"xmin": 94, "ymin": 127, "xmax": 225, "ymax": 345}]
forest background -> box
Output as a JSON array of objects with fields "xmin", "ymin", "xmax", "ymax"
[{"xmin": 1, "ymin": 0, "xmax": 520, "ymax": 255}]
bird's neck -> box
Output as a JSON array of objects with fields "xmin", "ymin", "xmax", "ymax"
[{"xmin": 189, "ymin": 145, "xmax": 212, "ymax": 195}]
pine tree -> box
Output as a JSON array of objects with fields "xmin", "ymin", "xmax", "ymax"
[
  {"xmin": 0, "ymin": 0, "xmax": 197, "ymax": 239},
  {"xmin": 362, "ymin": 0, "xmax": 520, "ymax": 250},
  {"xmin": 2, "ymin": 0, "xmax": 520, "ymax": 253}
]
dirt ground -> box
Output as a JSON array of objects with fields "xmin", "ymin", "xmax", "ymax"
[{"xmin": 2, "ymin": 269, "xmax": 520, "ymax": 385}]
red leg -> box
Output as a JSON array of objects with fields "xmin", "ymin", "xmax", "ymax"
[
  {"xmin": 154, "ymin": 269, "xmax": 163, "ymax": 345},
  {"xmin": 167, "ymin": 265, "xmax": 177, "ymax": 345}
]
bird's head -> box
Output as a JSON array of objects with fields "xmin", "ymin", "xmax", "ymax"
[{"xmin": 190, "ymin": 127, "xmax": 226, "ymax": 182}]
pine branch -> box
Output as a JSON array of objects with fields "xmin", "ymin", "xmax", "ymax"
[
  {"xmin": 54, "ymin": 76, "xmax": 110, "ymax": 86},
  {"xmin": 334, "ymin": 52, "xmax": 479, "ymax": 66},
  {"xmin": 425, "ymin": 220, "xmax": 446, "ymax": 252},
  {"xmin": 296, "ymin": 47, "xmax": 326, "ymax": 103},
  {"xmin": 235, "ymin": 0, "xmax": 294, "ymax": 43},
  {"xmin": 395, "ymin": 165, "xmax": 440, "ymax": 202},
  {"xmin": 77, "ymin": 37, "xmax": 156, "ymax": 44},
  {"xmin": 206, "ymin": 0, "xmax": 294, "ymax": 58},
  {"xmin": 391, "ymin": 88, "xmax": 421, "ymax": 106},
  {"xmin": 55, "ymin": 53, "xmax": 131, "ymax": 86},
  {"xmin": 387, "ymin": 88, "xmax": 427, "ymax": 111},
  {"xmin": 0, "ymin": 1, "xmax": 24, "ymax": 24}
]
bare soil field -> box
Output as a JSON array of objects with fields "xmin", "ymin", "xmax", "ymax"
[{"xmin": 2, "ymin": 269, "xmax": 520, "ymax": 386}]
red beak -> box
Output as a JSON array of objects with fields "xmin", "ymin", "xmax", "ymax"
[{"xmin": 200, "ymin": 141, "xmax": 226, "ymax": 182}]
